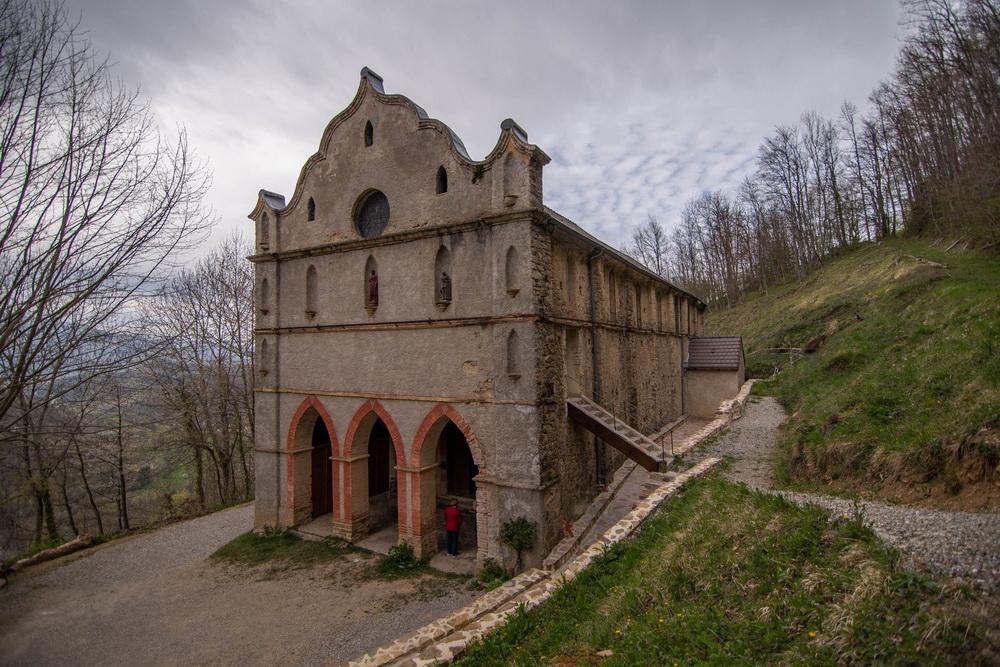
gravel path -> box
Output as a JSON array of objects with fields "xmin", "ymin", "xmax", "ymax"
[
  {"xmin": 686, "ymin": 396, "xmax": 1000, "ymax": 591},
  {"xmin": 0, "ymin": 505, "xmax": 475, "ymax": 666}
]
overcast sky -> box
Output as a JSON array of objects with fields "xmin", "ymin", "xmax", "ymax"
[{"xmin": 65, "ymin": 0, "xmax": 903, "ymax": 250}]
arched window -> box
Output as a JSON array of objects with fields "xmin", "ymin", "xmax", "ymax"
[
  {"xmin": 305, "ymin": 265, "xmax": 317, "ymax": 318},
  {"xmin": 435, "ymin": 246, "xmax": 452, "ymax": 305},
  {"xmin": 634, "ymin": 284, "xmax": 642, "ymax": 326},
  {"xmin": 259, "ymin": 278, "xmax": 270, "ymax": 314},
  {"xmin": 258, "ymin": 338, "xmax": 269, "ymax": 376},
  {"xmin": 506, "ymin": 330, "xmax": 520, "ymax": 376},
  {"xmin": 364, "ymin": 120, "xmax": 373, "ymax": 147},
  {"xmin": 355, "ymin": 190, "xmax": 390, "ymax": 238},
  {"xmin": 504, "ymin": 246, "xmax": 519, "ymax": 295},
  {"xmin": 365, "ymin": 255, "xmax": 378, "ymax": 309},
  {"xmin": 502, "ymin": 153, "xmax": 517, "ymax": 206},
  {"xmin": 565, "ymin": 256, "xmax": 577, "ymax": 310},
  {"xmin": 259, "ymin": 213, "xmax": 270, "ymax": 249},
  {"xmin": 607, "ymin": 270, "xmax": 617, "ymax": 320},
  {"xmin": 436, "ymin": 166, "xmax": 448, "ymax": 194},
  {"xmin": 307, "ymin": 197, "xmax": 316, "ymax": 221}
]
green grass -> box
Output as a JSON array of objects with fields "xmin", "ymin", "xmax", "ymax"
[
  {"xmin": 707, "ymin": 239, "xmax": 1000, "ymax": 501},
  {"xmin": 455, "ymin": 478, "xmax": 986, "ymax": 666},
  {"xmin": 211, "ymin": 529, "xmax": 351, "ymax": 568}
]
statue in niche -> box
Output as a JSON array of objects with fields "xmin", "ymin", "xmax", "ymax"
[
  {"xmin": 367, "ymin": 269, "xmax": 378, "ymax": 307},
  {"xmin": 439, "ymin": 271, "xmax": 452, "ymax": 303}
]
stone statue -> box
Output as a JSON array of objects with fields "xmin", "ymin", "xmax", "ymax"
[
  {"xmin": 439, "ymin": 271, "xmax": 452, "ymax": 302},
  {"xmin": 367, "ymin": 269, "xmax": 378, "ymax": 307}
]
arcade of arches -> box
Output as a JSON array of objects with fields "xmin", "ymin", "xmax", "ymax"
[{"xmin": 286, "ymin": 399, "xmax": 485, "ymax": 559}]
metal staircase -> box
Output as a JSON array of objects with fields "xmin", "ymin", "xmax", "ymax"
[{"xmin": 567, "ymin": 396, "xmax": 671, "ymax": 472}]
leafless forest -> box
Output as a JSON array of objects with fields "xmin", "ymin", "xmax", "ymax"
[
  {"xmin": 0, "ymin": 1, "xmax": 253, "ymax": 559},
  {"xmin": 627, "ymin": 0, "xmax": 999, "ymax": 305}
]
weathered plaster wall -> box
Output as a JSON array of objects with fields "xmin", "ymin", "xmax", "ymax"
[{"xmin": 685, "ymin": 369, "xmax": 741, "ymax": 418}]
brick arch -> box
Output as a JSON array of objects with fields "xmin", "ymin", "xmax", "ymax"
[
  {"xmin": 406, "ymin": 403, "xmax": 489, "ymax": 561},
  {"xmin": 285, "ymin": 396, "xmax": 339, "ymax": 525},
  {"xmin": 409, "ymin": 403, "xmax": 485, "ymax": 471},
  {"xmin": 287, "ymin": 395, "xmax": 340, "ymax": 455},
  {"xmin": 343, "ymin": 399, "xmax": 405, "ymax": 462}
]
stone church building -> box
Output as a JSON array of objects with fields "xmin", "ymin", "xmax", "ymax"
[{"xmin": 250, "ymin": 68, "xmax": 706, "ymax": 568}]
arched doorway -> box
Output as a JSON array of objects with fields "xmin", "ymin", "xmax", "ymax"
[
  {"xmin": 311, "ymin": 418, "xmax": 333, "ymax": 517},
  {"xmin": 436, "ymin": 422, "xmax": 479, "ymax": 554},
  {"xmin": 286, "ymin": 396, "xmax": 339, "ymax": 527},
  {"xmin": 342, "ymin": 400, "xmax": 405, "ymax": 542},
  {"xmin": 409, "ymin": 404, "xmax": 487, "ymax": 561},
  {"xmin": 366, "ymin": 418, "xmax": 397, "ymax": 532}
]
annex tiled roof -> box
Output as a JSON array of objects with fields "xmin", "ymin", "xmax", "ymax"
[{"xmin": 685, "ymin": 336, "xmax": 743, "ymax": 370}]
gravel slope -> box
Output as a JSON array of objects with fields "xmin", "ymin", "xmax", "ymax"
[{"xmin": 687, "ymin": 396, "xmax": 1000, "ymax": 591}]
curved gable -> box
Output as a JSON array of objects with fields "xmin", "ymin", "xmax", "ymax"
[{"xmin": 249, "ymin": 67, "xmax": 550, "ymax": 254}]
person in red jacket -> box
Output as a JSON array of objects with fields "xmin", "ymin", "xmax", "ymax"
[{"xmin": 443, "ymin": 500, "xmax": 463, "ymax": 556}]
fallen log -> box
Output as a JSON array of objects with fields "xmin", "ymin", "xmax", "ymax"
[{"xmin": 9, "ymin": 534, "xmax": 93, "ymax": 573}]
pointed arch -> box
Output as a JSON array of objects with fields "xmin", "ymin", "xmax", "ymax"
[
  {"xmin": 285, "ymin": 396, "xmax": 340, "ymax": 524},
  {"xmin": 364, "ymin": 120, "xmax": 373, "ymax": 146},
  {"xmin": 410, "ymin": 403, "xmax": 484, "ymax": 470},
  {"xmin": 259, "ymin": 278, "xmax": 270, "ymax": 313},
  {"xmin": 257, "ymin": 338, "xmax": 269, "ymax": 375},
  {"xmin": 504, "ymin": 245, "xmax": 519, "ymax": 294},
  {"xmin": 305, "ymin": 264, "xmax": 318, "ymax": 317},
  {"xmin": 343, "ymin": 399, "xmax": 405, "ymax": 463},
  {"xmin": 307, "ymin": 197, "xmax": 316, "ymax": 221},
  {"xmin": 503, "ymin": 152, "xmax": 517, "ymax": 204},
  {"xmin": 435, "ymin": 166, "xmax": 448, "ymax": 194},
  {"xmin": 506, "ymin": 330, "xmax": 520, "ymax": 376},
  {"xmin": 259, "ymin": 213, "xmax": 270, "ymax": 249},
  {"xmin": 287, "ymin": 396, "xmax": 339, "ymax": 455}
]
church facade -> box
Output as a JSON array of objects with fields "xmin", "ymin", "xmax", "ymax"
[{"xmin": 250, "ymin": 68, "xmax": 705, "ymax": 568}]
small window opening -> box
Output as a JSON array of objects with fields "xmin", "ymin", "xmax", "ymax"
[
  {"xmin": 258, "ymin": 338, "xmax": 269, "ymax": 376},
  {"xmin": 259, "ymin": 278, "xmax": 270, "ymax": 315},
  {"xmin": 307, "ymin": 197, "xmax": 316, "ymax": 221},
  {"xmin": 505, "ymin": 246, "xmax": 519, "ymax": 295},
  {"xmin": 305, "ymin": 265, "xmax": 317, "ymax": 318},
  {"xmin": 364, "ymin": 121, "xmax": 373, "ymax": 147},
  {"xmin": 259, "ymin": 213, "xmax": 270, "ymax": 249},
  {"xmin": 436, "ymin": 166, "xmax": 448, "ymax": 194},
  {"xmin": 507, "ymin": 330, "xmax": 520, "ymax": 376}
]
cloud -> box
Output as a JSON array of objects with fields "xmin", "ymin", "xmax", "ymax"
[{"xmin": 64, "ymin": 0, "xmax": 902, "ymax": 249}]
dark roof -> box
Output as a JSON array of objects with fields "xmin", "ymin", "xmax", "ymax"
[
  {"xmin": 543, "ymin": 206, "xmax": 705, "ymax": 306},
  {"xmin": 685, "ymin": 337, "xmax": 743, "ymax": 370}
]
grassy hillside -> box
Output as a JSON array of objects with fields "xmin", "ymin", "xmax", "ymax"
[
  {"xmin": 707, "ymin": 239, "xmax": 1000, "ymax": 509},
  {"xmin": 456, "ymin": 478, "xmax": 989, "ymax": 665}
]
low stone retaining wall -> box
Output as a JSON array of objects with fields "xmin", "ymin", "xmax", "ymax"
[{"xmin": 542, "ymin": 459, "xmax": 637, "ymax": 571}]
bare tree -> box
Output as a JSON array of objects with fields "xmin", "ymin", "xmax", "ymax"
[
  {"xmin": 625, "ymin": 216, "xmax": 671, "ymax": 277},
  {"xmin": 0, "ymin": 0, "xmax": 210, "ymax": 437}
]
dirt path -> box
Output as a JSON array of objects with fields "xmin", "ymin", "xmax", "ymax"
[
  {"xmin": 0, "ymin": 505, "xmax": 475, "ymax": 666},
  {"xmin": 684, "ymin": 396, "xmax": 1000, "ymax": 591}
]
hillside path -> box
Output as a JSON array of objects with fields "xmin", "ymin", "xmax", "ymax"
[
  {"xmin": 685, "ymin": 396, "xmax": 1000, "ymax": 591},
  {"xmin": 0, "ymin": 505, "xmax": 475, "ymax": 667}
]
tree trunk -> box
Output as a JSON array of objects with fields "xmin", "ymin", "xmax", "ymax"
[
  {"xmin": 60, "ymin": 462, "xmax": 78, "ymax": 536},
  {"xmin": 74, "ymin": 439, "xmax": 104, "ymax": 535}
]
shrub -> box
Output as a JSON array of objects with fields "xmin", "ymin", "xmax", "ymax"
[
  {"xmin": 477, "ymin": 558, "xmax": 509, "ymax": 591},
  {"xmin": 376, "ymin": 541, "xmax": 425, "ymax": 577},
  {"xmin": 500, "ymin": 517, "xmax": 537, "ymax": 572}
]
